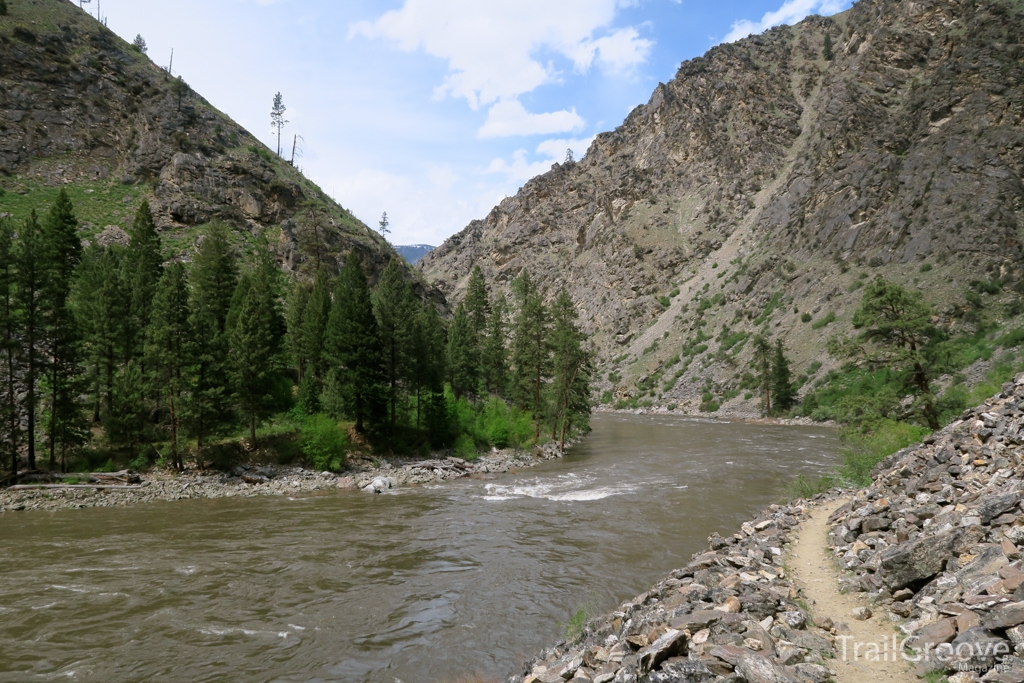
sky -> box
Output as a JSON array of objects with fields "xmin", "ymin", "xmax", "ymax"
[{"xmin": 92, "ymin": 0, "xmax": 851, "ymax": 246}]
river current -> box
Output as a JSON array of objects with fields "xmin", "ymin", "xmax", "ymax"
[{"xmin": 0, "ymin": 414, "xmax": 838, "ymax": 683}]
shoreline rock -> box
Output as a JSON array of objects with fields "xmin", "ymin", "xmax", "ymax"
[{"xmin": 0, "ymin": 442, "xmax": 571, "ymax": 515}]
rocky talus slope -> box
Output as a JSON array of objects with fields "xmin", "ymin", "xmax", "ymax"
[
  {"xmin": 513, "ymin": 501, "xmax": 834, "ymax": 683},
  {"xmin": 824, "ymin": 373, "xmax": 1024, "ymax": 680},
  {"xmin": 512, "ymin": 378, "xmax": 1024, "ymax": 683},
  {"xmin": 421, "ymin": 0, "xmax": 1024, "ymax": 410},
  {"xmin": 0, "ymin": 0, "xmax": 396, "ymax": 277}
]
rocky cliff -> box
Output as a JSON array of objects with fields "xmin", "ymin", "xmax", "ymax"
[
  {"xmin": 420, "ymin": 0, "xmax": 1024, "ymax": 411},
  {"xmin": 0, "ymin": 0, "xmax": 396, "ymax": 277}
]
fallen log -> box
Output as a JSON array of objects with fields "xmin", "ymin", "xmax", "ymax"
[{"xmin": 8, "ymin": 483, "xmax": 148, "ymax": 490}]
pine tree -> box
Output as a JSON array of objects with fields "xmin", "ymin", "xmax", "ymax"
[
  {"xmin": 107, "ymin": 360, "xmax": 147, "ymax": 459},
  {"xmin": 751, "ymin": 334, "xmax": 773, "ymax": 416},
  {"xmin": 73, "ymin": 244, "xmax": 128, "ymax": 424},
  {"xmin": 481, "ymin": 294, "xmax": 509, "ymax": 396},
  {"xmin": 324, "ymin": 252, "xmax": 385, "ymax": 433},
  {"xmin": 285, "ymin": 279, "xmax": 310, "ymax": 383},
  {"xmin": 464, "ymin": 265, "xmax": 490, "ymax": 336},
  {"xmin": 447, "ymin": 303, "xmax": 478, "ymax": 400},
  {"xmin": 0, "ymin": 218, "xmax": 17, "ymax": 479},
  {"xmin": 15, "ymin": 211, "xmax": 47, "ymax": 469},
  {"xmin": 229, "ymin": 248, "xmax": 284, "ymax": 444},
  {"xmin": 823, "ymin": 33, "xmax": 834, "ymax": 61},
  {"xmin": 510, "ymin": 270, "xmax": 550, "ymax": 438},
  {"xmin": 123, "ymin": 200, "xmax": 163, "ymax": 362},
  {"xmin": 372, "ymin": 258, "xmax": 414, "ymax": 436},
  {"xmin": 298, "ymin": 267, "xmax": 331, "ymax": 412},
  {"xmin": 409, "ymin": 302, "xmax": 446, "ymax": 432},
  {"xmin": 185, "ymin": 223, "xmax": 237, "ymax": 457},
  {"xmin": 42, "ymin": 189, "xmax": 83, "ymax": 469},
  {"xmin": 549, "ymin": 288, "xmax": 593, "ymax": 450},
  {"xmin": 145, "ymin": 262, "xmax": 190, "ymax": 470},
  {"xmin": 770, "ymin": 340, "xmax": 795, "ymax": 415}
]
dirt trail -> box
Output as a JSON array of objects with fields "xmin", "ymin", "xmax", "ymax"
[{"xmin": 790, "ymin": 499, "xmax": 918, "ymax": 683}]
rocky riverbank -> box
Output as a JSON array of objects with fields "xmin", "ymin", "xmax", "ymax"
[
  {"xmin": 511, "ymin": 378, "xmax": 1024, "ymax": 683},
  {"xmin": 512, "ymin": 498, "xmax": 837, "ymax": 683},
  {"xmin": 0, "ymin": 443, "xmax": 568, "ymax": 514},
  {"xmin": 821, "ymin": 374, "xmax": 1024, "ymax": 681}
]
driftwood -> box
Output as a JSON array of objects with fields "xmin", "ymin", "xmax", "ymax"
[
  {"xmin": 16, "ymin": 470, "xmax": 143, "ymax": 485},
  {"xmin": 8, "ymin": 483, "xmax": 148, "ymax": 490},
  {"xmin": 403, "ymin": 458, "xmax": 473, "ymax": 472}
]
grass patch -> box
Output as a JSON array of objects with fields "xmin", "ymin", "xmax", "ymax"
[
  {"xmin": 560, "ymin": 601, "xmax": 596, "ymax": 642},
  {"xmin": 811, "ymin": 312, "xmax": 836, "ymax": 330}
]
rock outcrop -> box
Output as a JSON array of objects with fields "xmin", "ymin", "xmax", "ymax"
[{"xmin": 420, "ymin": 0, "xmax": 1024, "ymax": 409}]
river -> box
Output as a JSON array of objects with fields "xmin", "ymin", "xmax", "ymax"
[{"xmin": 0, "ymin": 414, "xmax": 838, "ymax": 683}]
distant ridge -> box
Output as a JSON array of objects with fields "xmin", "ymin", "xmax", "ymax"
[{"xmin": 396, "ymin": 244, "xmax": 435, "ymax": 265}]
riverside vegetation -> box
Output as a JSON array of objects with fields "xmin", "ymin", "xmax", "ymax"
[{"xmin": 0, "ymin": 194, "xmax": 594, "ymax": 486}]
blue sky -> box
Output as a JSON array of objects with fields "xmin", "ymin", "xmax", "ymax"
[{"xmin": 95, "ymin": 0, "xmax": 850, "ymax": 246}]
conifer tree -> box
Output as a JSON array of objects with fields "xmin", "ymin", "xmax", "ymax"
[
  {"xmin": 107, "ymin": 360, "xmax": 147, "ymax": 459},
  {"xmin": 146, "ymin": 262, "xmax": 190, "ymax": 470},
  {"xmin": 771, "ymin": 339, "xmax": 795, "ymax": 415},
  {"xmin": 42, "ymin": 189, "xmax": 83, "ymax": 468},
  {"xmin": 285, "ymin": 280, "xmax": 310, "ymax": 383},
  {"xmin": 185, "ymin": 223, "xmax": 237, "ymax": 456},
  {"xmin": 550, "ymin": 288, "xmax": 593, "ymax": 450},
  {"xmin": 446, "ymin": 303, "xmax": 478, "ymax": 400},
  {"xmin": 373, "ymin": 258, "xmax": 414, "ymax": 436},
  {"xmin": 410, "ymin": 302, "xmax": 446, "ymax": 432},
  {"xmin": 481, "ymin": 294, "xmax": 509, "ymax": 396},
  {"xmin": 123, "ymin": 200, "xmax": 163, "ymax": 362},
  {"xmin": 15, "ymin": 211, "xmax": 47, "ymax": 469},
  {"xmin": 298, "ymin": 267, "xmax": 331, "ymax": 412},
  {"xmin": 324, "ymin": 252, "xmax": 385, "ymax": 433},
  {"xmin": 464, "ymin": 265, "xmax": 490, "ymax": 336},
  {"xmin": 510, "ymin": 270, "xmax": 550, "ymax": 438},
  {"xmin": 73, "ymin": 244, "xmax": 128, "ymax": 423},
  {"xmin": 0, "ymin": 218, "xmax": 17, "ymax": 478},
  {"xmin": 751, "ymin": 334, "xmax": 773, "ymax": 416},
  {"xmin": 229, "ymin": 248, "xmax": 284, "ymax": 444}
]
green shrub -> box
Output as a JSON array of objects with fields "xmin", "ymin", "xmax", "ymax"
[
  {"xmin": 667, "ymin": 403, "xmax": 677, "ymax": 411},
  {"xmin": 454, "ymin": 433, "xmax": 478, "ymax": 460},
  {"xmin": 700, "ymin": 400, "xmax": 720, "ymax": 412},
  {"xmin": 998, "ymin": 328, "xmax": 1024, "ymax": 348},
  {"xmin": 600, "ymin": 390, "xmax": 613, "ymax": 404},
  {"xmin": 837, "ymin": 420, "xmax": 931, "ymax": 486},
  {"xmin": 970, "ymin": 279, "xmax": 1002, "ymax": 295},
  {"xmin": 783, "ymin": 473, "xmax": 836, "ymax": 500},
  {"xmin": 801, "ymin": 313, "xmax": 812, "ymax": 323},
  {"xmin": 919, "ymin": 263, "xmax": 932, "ymax": 273},
  {"xmin": 658, "ymin": 295, "xmax": 671, "ymax": 308},
  {"xmin": 811, "ymin": 312, "xmax": 836, "ymax": 330},
  {"xmin": 299, "ymin": 414, "xmax": 348, "ymax": 471}
]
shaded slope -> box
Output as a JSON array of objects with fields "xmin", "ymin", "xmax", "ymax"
[{"xmin": 0, "ymin": 0, "xmax": 396, "ymax": 278}]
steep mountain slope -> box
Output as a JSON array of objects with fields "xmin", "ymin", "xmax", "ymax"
[
  {"xmin": 0, "ymin": 0, "xmax": 395, "ymax": 277},
  {"xmin": 420, "ymin": 0, "xmax": 1024, "ymax": 412}
]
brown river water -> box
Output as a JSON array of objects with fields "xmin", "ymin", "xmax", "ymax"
[{"xmin": 0, "ymin": 414, "xmax": 838, "ymax": 683}]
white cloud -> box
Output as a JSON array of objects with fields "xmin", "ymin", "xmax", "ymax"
[
  {"xmin": 724, "ymin": 0, "xmax": 847, "ymax": 43},
  {"xmin": 351, "ymin": 0, "xmax": 651, "ymax": 109},
  {"xmin": 565, "ymin": 26, "xmax": 652, "ymax": 73},
  {"xmin": 485, "ymin": 135, "xmax": 597, "ymax": 184},
  {"xmin": 478, "ymin": 99, "xmax": 585, "ymax": 138}
]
